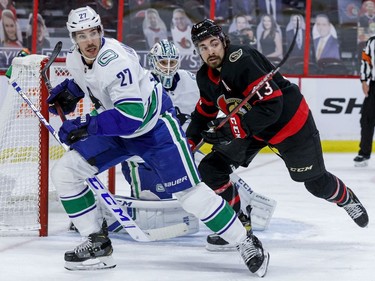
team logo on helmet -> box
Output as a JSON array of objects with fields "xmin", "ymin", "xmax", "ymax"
[{"xmin": 229, "ymin": 49, "xmax": 243, "ymax": 62}]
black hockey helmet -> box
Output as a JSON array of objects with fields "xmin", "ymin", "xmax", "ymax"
[{"xmin": 191, "ymin": 19, "xmax": 225, "ymax": 47}]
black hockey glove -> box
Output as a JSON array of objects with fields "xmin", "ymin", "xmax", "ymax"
[
  {"xmin": 175, "ymin": 106, "xmax": 191, "ymax": 126},
  {"xmin": 201, "ymin": 115, "xmax": 249, "ymax": 145},
  {"xmin": 47, "ymin": 78, "xmax": 84, "ymax": 115}
]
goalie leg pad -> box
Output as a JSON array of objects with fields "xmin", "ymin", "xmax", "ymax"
[
  {"xmin": 231, "ymin": 173, "xmax": 277, "ymax": 231},
  {"xmin": 101, "ymin": 196, "xmax": 200, "ymax": 236}
]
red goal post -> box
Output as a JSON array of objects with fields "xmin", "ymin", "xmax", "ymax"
[{"xmin": 0, "ymin": 55, "xmax": 115, "ymax": 237}]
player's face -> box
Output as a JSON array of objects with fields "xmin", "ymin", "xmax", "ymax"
[
  {"xmin": 197, "ymin": 36, "xmax": 225, "ymax": 69},
  {"xmin": 75, "ymin": 28, "xmax": 101, "ymax": 59},
  {"xmin": 156, "ymin": 58, "xmax": 179, "ymax": 75}
]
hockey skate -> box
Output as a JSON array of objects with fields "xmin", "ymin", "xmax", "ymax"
[
  {"xmin": 338, "ymin": 188, "xmax": 369, "ymax": 228},
  {"xmin": 236, "ymin": 232, "xmax": 270, "ymax": 277},
  {"xmin": 353, "ymin": 155, "xmax": 369, "ymax": 167},
  {"xmin": 206, "ymin": 210, "xmax": 251, "ymax": 252},
  {"xmin": 64, "ymin": 220, "xmax": 116, "ymax": 270}
]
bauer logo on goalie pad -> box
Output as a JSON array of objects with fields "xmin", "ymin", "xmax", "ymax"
[{"xmin": 164, "ymin": 176, "xmax": 188, "ymax": 188}]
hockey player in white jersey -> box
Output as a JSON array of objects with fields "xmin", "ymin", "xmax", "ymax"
[
  {"xmin": 119, "ymin": 39, "xmax": 276, "ymax": 250},
  {"xmin": 46, "ymin": 6, "xmax": 269, "ymax": 276}
]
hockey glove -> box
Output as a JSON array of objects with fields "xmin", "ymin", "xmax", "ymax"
[
  {"xmin": 201, "ymin": 115, "xmax": 248, "ymax": 145},
  {"xmin": 58, "ymin": 114, "xmax": 98, "ymax": 145},
  {"xmin": 175, "ymin": 106, "xmax": 191, "ymax": 126},
  {"xmin": 47, "ymin": 78, "xmax": 85, "ymax": 115}
]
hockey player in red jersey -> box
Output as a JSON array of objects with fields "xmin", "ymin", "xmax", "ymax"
[{"xmin": 187, "ymin": 18, "xmax": 369, "ymax": 272}]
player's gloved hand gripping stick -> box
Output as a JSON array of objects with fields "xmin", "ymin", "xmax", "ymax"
[{"xmin": 10, "ymin": 42, "xmax": 188, "ymax": 242}]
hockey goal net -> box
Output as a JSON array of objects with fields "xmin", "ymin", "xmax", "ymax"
[{"xmin": 0, "ymin": 55, "xmax": 114, "ymax": 236}]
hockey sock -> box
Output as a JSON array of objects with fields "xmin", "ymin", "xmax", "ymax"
[
  {"xmin": 175, "ymin": 182, "xmax": 247, "ymax": 244},
  {"xmin": 326, "ymin": 176, "xmax": 350, "ymax": 205},
  {"xmin": 213, "ymin": 181, "xmax": 241, "ymax": 213}
]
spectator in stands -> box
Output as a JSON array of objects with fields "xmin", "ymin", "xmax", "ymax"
[
  {"xmin": 232, "ymin": 0, "xmax": 256, "ymax": 24},
  {"xmin": 241, "ymin": 27, "xmax": 257, "ymax": 47},
  {"xmin": 312, "ymin": 13, "xmax": 340, "ymax": 62},
  {"xmin": 358, "ymin": 0, "xmax": 375, "ymax": 44},
  {"xmin": 0, "ymin": 0, "xmax": 16, "ymax": 19},
  {"xmin": 228, "ymin": 14, "xmax": 251, "ymax": 35},
  {"xmin": 228, "ymin": 15, "xmax": 252, "ymax": 45},
  {"xmin": 26, "ymin": 13, "xmax": 51, "ymax": 53},
  {"xmin": 286, "ymin": 13, "xmax": 305, "ymax": 58},
  {"xmin": 257, "ymin": 0, "xmax": 283, "ymax": 24},
  {"xmin": 0, "ymin": 9, "xmax": 23, "ymax": 48},
  {"xmin": 142, "ymin": 8, "xmax": 168, "ymax": 49},
  {"xmin": 257, "ymin": 14, "xmax": 283, "ymax": 59},
  {"xmin": 170, "ymin": 8, "xmax": 195, "ymax": 55},
  {"xmin": 359, "ymin": 0, "xmax": 375, "ymax": 28}
]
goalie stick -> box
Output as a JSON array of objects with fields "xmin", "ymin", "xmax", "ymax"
[
  {"xmin": 193, "ymin": 19, "xmax": 299, "ymax": 153},
  {"xmin": 10, "ymin": 54, "xmax": 188, "ymax": 242}
]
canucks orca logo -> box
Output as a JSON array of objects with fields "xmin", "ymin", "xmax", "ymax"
[
  {"xmin": 217, "ymin": 94, "xmax": 251, "ymax": 115},
  {"xmin": 98, "ymin": 50, "xmax": 118, "ymax": 66},
  {"xmin": 229, "ymin": 49, "xmax": 243, "ymax": 62}
]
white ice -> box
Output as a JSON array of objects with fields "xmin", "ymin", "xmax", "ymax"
[{"xmin": 0, "ymin": 153, "xmax": 374, "ymax": 281}]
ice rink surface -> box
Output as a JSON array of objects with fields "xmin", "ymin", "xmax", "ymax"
[{"xmin": 0, "ymin": 153, "xmax": 374, "ymax": 281}]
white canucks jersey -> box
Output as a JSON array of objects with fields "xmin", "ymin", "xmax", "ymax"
[
  {"xmin": 66, "ymin": 38, "xmax": 163, "ymax": 138},
  {"xmin": 165, "ymin": 69, "xmax": 199, "ymax": 131}
]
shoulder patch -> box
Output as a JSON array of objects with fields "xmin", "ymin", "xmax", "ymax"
[
  {"xmin": 229, "ymin": 49, "xmax": 243, "ymax": 62},
  {"xmin": 98, "ymin": 49, "xmax": 118, "ymax": 66}
]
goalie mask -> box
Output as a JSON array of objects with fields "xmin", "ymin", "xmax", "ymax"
[
  {"xmin": 66, "ymin": 6, "xmax": 103, "ymax": 45},
  {"xmin": 147, "ymin": 40, "xmax": 181, "ymax": 89}
]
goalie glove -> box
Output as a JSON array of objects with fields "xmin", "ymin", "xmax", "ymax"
[
  {"xmin": 58, "ymin": 114, "xmax": 97, "ymax": 145},
  {"xmin": 47, "ymin": 78, "xmax": 85, "ymax": 115},
  {"xmin": 201, "ymin": 115, "xmax": 249, "ymax": 145}
]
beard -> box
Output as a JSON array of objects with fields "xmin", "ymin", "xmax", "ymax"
[{"xmin": 206, "ymin": 55, "xmax": 223, "ymax": 69}]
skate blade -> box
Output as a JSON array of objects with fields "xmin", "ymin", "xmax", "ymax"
[
  {"xmin": 65, "ymin": 256, "xmax": 116, "ymax": 271},
  {"xmin": 205, "ymin": 243, "xmax": 236, "ymax": 252},
  {"xmin": 354, "ymin": 161, "xmax": 368, "ymax": 167},
  {"xmin": 255, "ymin": 251, "xmax": 270, "ymax": 278}
]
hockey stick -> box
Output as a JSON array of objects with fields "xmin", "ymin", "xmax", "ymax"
[
  {"xmin": 193, "ymin": 19, "xmax": 299, "ymax": 153},
  {"xmin": 41, "ymin": 41, "xmax": 62, "ymax": 92}
]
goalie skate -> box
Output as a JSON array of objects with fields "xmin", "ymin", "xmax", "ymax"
[
  {"xmin": 64, "ymin": 220, "xmax": 116, "ymax": 271},
  {"xmin": 236, "ymin": 232, "xmax": 270, "ymax": 278}
]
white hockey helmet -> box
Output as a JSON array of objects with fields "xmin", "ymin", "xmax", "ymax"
[
  {"xmin": 66, "ymin": 6, "xmax": 103, "ymax": 44},
  {"xmin": 147, "ymin": 40, "xmax": 181, "ymax": 89}
]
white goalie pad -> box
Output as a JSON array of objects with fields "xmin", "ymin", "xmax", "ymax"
[
  {"xmin": 231, "ymin": 173, "xmax": 277, "ymax": 231},
  {"xmin": 99, "ymin": 195, "xmax": 199, "ymax": 237}
]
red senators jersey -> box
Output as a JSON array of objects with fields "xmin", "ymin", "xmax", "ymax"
[{"xmin": 186, "ymin": 44, "xmax": 310, "ymax": 145}]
